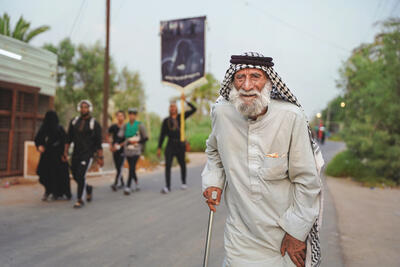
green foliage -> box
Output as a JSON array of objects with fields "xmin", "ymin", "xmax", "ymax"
[
  {"xmin": 335, "ymin": 18, "xmax": 400, "ymax": 184},
  {"xmin": 43, "ymin": 38, "xmax": 119, "ymax": 125},
  {"xmin": 187, "ymin": 73, "xmax": 219, "ymax": 118},
  {"xmin": 186, "ymin": 117, "xmax": 211, "ymax": 152},
  {"xmin": 326, "ymin": 150, "xmax": 397, "ymax": 187},
  {"xmin": 113, "ymin": 67, "xmax": 145, "ymax": 112},
  {"xmin": 0, "ymin": 13, "xmax": 50, "ymax": 42},
  {"xmin": 325, "ymin": 150, "xmax": 367, "ymax": 178},
  {"xmin": 327, "ymin": 133, "xmax": 343, "ymax": 142}
]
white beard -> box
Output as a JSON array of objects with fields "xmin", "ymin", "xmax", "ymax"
[{"xmin": 229, "ymin": 81, "xmax": 272, "ymax": 117}]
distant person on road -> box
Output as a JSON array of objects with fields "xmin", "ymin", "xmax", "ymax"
[
  {"xmin": 318, "ymin": 125, "xmax": 326, "ymax": 145},
  {"xmin": 107, "ymin": 110, "xmax": 126, "ymax": 191},
  {"xmin": 63, "ymin": 100, "xmax": 103, "ymax": 208},
  {"xmin": 118, "ymin": 108, "xmax": 148, "ymax": 195},
  {"xmin": 202, "ymin": 52, "xmax": 324, "ymax": 267},
  {"xmin": 34, "ymin": 110, "xmax": 71, "ymax": 201},
  {"xmin": 157, "ymin": 95, "xmax": 196, "ymax": 194}
]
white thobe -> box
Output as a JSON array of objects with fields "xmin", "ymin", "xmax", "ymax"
[{"xmin": 202, "ymin": 97, "xmax": 321, "ymax": 267}]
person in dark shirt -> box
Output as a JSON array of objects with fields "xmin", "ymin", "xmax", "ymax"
[
  {"xmin": 107, "ymin": 110, "xmax": 126, "ymax": 191},
  {"xmin": 157, "ymin": 95, "xmax": 196, "ymax": 194},
  {"xmin": 63, "ymin": 100, "xmax": 104, "ymax": 208},
  {"xmin": 35, "ymin": 110, "xmax": 71, "ymax": 201}
]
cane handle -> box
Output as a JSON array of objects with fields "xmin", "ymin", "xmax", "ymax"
[{"xmin": 211, "ymin": 191, "xmax": 218, "ymax": 200}]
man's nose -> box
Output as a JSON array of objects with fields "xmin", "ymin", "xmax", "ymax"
[{"xmin": 242, "ymin": 77, "xmax": 253, "ymax": 91}]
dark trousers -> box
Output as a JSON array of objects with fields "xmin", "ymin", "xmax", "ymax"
[
  {"xmin": 113, "ymin": 151, "xmax": 125, "ymax": 186},
  {"xmin": 165, "ymin": 143, "xmax": 186, "ymax": 190},
  {"xmin": 127, "ymin": 155, "xmax": 140, "ymax": 188},
  {"xmin": 71, "ymin": 156, "xmax": 93, "ymax": 201}
]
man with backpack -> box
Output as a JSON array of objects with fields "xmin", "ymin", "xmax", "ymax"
[{"xmin": 63, "ymin": 100, "xmax": 103, "ymax": 208}]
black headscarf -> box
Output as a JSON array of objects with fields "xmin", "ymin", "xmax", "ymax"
[{"xmin": 41, "ymin": 111, "xmax": 60, "ymax": 136}]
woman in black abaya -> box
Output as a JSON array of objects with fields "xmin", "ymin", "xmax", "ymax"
[{"xmin": 34, "ymin": 111, "xmax": 71, "ymax": 201}]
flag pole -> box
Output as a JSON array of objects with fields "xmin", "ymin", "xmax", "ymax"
[{"xmin": 180, "ymin": 90, "xmax": 185, "ymax": 142}]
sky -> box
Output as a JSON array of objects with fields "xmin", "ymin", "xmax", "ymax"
[{"xmin": 2, "ymin": 0, "xmax": 400, "ymax": 118}]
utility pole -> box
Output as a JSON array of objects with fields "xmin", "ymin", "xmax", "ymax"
[{"xmin": 103, "ymin": 0, "xmax": 110, "ymax": 140}]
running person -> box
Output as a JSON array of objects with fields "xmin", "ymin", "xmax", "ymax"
[
  {"xmin": 107, "ymin": 110, "xmax": 126, "ymax": 191},
  {"xmin": 63, "ymin": 100, "xmax": 103, "ymax": 208},
  {"xmin": 157, "ymin": 95, "xmax": 196, "ymax": 194}
]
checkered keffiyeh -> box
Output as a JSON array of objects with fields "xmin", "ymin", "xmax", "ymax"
[
  {"xmin": 220, "ymin": 52, "xmax": 323, "ymax": 267},
  {"xmin": 220, "ymin": 52, "xmax": 300, "ymax": 107}
]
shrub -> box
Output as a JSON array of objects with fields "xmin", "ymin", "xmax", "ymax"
[{"xmin": 325, "ymin": 150, "xmax": 397, "ymax": 187}]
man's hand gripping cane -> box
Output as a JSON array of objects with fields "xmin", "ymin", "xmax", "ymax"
[{"xmin": 203, "ymin": 187, "xmax": 222, "ymax": 212}]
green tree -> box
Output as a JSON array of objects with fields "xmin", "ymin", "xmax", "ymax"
[
  {"xmin": 112, "ymin": 67, "xmax": 146, "ymax": 112},
  {"xmin": 337, "ymin": 18, "xmax": 400, "ymax": 183},
  {"xmin": 0, "ymin": 13, "xmax": 50, "ymax": 42},
  {"xmin": 43, "ymin": 38, "xmax": 118, "ymax": 125}
]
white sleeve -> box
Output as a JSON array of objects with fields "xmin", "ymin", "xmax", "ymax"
[
  {"xmin": 201, "ymin": 105, "xmax": 226, "ymax": 192},
  {"xmin": 278, "ymin": 113, "xmax": 321, "ymax": 241}
]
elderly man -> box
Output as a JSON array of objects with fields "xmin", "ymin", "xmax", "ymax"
[{"xmin": 202, "ymin": 52, "xmax": 322, "ymax": 267}]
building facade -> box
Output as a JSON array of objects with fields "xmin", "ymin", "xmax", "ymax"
[{"xmin": 0, "ymin": 35, "xmax": 57, "ymax": 177}]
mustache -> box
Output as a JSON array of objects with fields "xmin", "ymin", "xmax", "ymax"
[{"xmin": 237, "ymin": 89, "xmax": 261, "ymax": 96}]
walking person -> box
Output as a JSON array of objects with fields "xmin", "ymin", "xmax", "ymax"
[
  {"xmin": 35, "ymin": 110, "xmax": 71, "ymax": 201},
  {"xmin": 63, "ymin": 100, "xmax": 104, "ymax": 208},
  {"xmin": 202, "ymin": 52, "xmax": 323, "ymax": 267},
  {"xmin": 107, "ymin": 110, "xmax": 126, "ymax": 191},
  {"xmin": 119, "ymin": 108, "xmax": 148, "ymax": 195},
  {"xmin": 157, "ymin": 95, "xmax": 196, "ymax": 194}
]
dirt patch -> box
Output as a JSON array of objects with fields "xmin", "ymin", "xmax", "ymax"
[{"xmin": 327, "ymin": 177, "xmax": 400, "ymax": 267}]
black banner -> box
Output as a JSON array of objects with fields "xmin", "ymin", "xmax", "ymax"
[{"xmin": 160, "ymin": 16, "xmax": 206, "ymax": 89}]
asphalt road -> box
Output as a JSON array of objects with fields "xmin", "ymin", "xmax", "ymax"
[
  {"xmin": 0, "ymin": 141, "xmax": 345, "ymax": 267},
  {"xmin": 319, "ymin": 141, "xmax": 346, "ymax": 267}
]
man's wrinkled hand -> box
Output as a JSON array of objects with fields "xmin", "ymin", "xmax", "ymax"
[
  {"xmin": 203, "ymin": 187, "xmax": 222, "ymax": 212},
  {"xmin": 280, "ymin": 233, "xmax": 306, "ymax": 267}
]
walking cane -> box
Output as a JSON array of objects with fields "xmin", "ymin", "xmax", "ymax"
[{"xmin": 203, "ymin": 190, "xmax": 218, "ymax": 267}]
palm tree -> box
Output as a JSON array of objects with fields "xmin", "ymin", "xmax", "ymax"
[{"xmin": 0, "ymin": 13, "xmax": 50, "ymax": 43}]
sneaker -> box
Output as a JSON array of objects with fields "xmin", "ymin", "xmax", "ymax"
[
  {"xmin": 73, "ymin": 200, "xmax": 85, "ymax": 209},
  {"xmin": 86, "ymin": 186, "xmax": 93, "ymax": 202},
  {"xmin": 181, "ymin": 184, "xmax": 188, "ymax": 190},
  {"xmin": 117, "ymin": 183, "xmax": 125, "ymax": 190},
  {"xmin": 160, "ymin": 187, "xmax": 170, "ymax": 194},
  {"xmin": 111, "ymin": 184, "xmax": 117, "ymax": 191},
  {"xmin": 124, "ymin": 187, "xmax": 131, "ymax": 195}
]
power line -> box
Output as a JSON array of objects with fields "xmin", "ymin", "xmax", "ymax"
[
  {"xmin": 69, "ymin": 0, "xmax": 87, "ymax": 38},
  {"xmin": 362, "ymin": 0, "xmax": 384, "ymax": 42},
  {"xmin": 242, "ymin": 0, "xmax": 349, "ymax": 53},
  {"xmin": 389, "ymin": 0, "xmax": 400, "ymax": 17}
]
